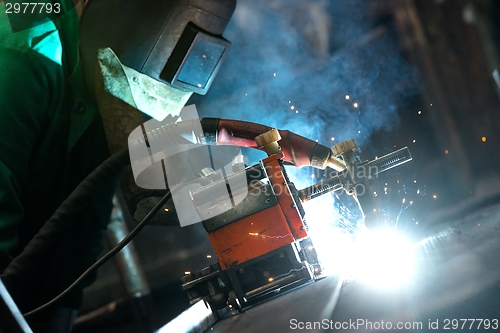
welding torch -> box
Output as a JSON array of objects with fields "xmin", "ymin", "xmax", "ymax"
[{"xmin": 197, "ymin": 118, "xmax": 412, "ymax": 228}]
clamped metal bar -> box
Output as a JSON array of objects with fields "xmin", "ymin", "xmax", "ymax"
[{"xmin": 297, "ymin": 144, "xmax": 412, "ymax": 227}]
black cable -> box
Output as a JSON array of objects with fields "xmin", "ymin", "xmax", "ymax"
[
  {"xmin": 1, "ymin": 147, "xmax": 131, "ymax": 292},
  {"xmin": 23, "ymin": 189, "xmax": 172, "ymax": 318},
  {"xmin": 0, "ymin": 145, "xmax": 170, "ymax": 318}
]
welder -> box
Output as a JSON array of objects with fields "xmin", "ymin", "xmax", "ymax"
[{"xmin": 0, "ymin": 0, "xmax": 235, "ymax": 331}]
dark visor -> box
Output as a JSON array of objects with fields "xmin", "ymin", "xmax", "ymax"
[{"xmin": 160, "ymin": 23, "xmax": 230, "ymax": 95}]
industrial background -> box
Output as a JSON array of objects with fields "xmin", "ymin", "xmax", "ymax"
[{"xmin": 73, "ymin": 0, "xmax": 500, "ymax": 332}]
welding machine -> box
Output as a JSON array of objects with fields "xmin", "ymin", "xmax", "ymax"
[{"xmin": 181, "ymin": 120, "xmax": 412, "ymax": 312}]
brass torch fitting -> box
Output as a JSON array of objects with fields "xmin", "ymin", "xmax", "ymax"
[
  {"xmin": 310, "ymin": 144, "xmax": 346, "ymax": 172},
  {"xmin": 255, "ymin": 129, "xmax": 282, "ymax": 156}
]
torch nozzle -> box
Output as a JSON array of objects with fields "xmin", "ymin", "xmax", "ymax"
[{"xmin": 327, "ymin": 155, "xmax": 347, "ymax": 172}]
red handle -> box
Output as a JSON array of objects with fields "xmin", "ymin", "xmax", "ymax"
[{"xmin": 215, "ymin": 119, "xmax": 319, "ymax": 168}]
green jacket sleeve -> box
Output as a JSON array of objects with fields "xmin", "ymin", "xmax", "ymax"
[{"xmin": 0, "ymin": 47, "xmax": 56, "ymax": 270}]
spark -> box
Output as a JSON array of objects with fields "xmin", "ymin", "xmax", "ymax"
[
  {"xmin": 296, "ymin": 110, "xmax": 299, "ymax": 114},
  {"xmin": 184, "ymin": 271, "xmax": 191, "ymax": 275},
  {"xmin": 430, "ymin": 103, "xmax": 433, "ymax": 107},
  {"xmin": 206, "ymin": 254, "xmax": 212, "ymax": 258},
  {"xmin": 248, "ymin": 232, "xmax": 291, "ymax": 239},
  {"xmin": 164, "ymin": 208, "xmax": 169, "ymax": 212},
  {"xmin": 291, "ymin": 105, "xmax": 294, "ymax": 110},
  {"xmin": 418, "ymin": 110, "xmax": 422, "ymax": 115},
  {"xmin": 412, "ymin": 139, "xmax": 416, "ymax": 143},
  {"xmin": 482, "ymin": 136, "xmax": 487, "ymax": 142},
  {"xmin": 345, "ymin": 95, "xmax": 350, "ymax": 100},
  {"xmin": 395, "ymin": 197, "xmax": 411, "ymax": 229},
  {"xmin": 416, "ymin": 222, "xmax": 419, "ymax": 225},
  {"xmin": 413, "ymin": 180, "xmax": 417, "ymax": 183},
  {"xmin": 353, "ymin": 102, "xmax": 359, "ymax": 108},
  {"xmin": 433, "ymin": 194, "xmax": 437, "ymax": 199},
  {"xmin": 331, "ymin": 137, "xmax": 335, "ymax": 141},
  {"xmin": 273, "ymin": 73, "xmax": 276, "ymax": 77},
  {"xmin": 315, "ymin": 139, "xmax": 319, "ymax": 142},
  {"xmin": 202, "ymin": 55, "xmax": 207, "ymax": 59},
  {"xmin": 272, "ymin": 267, "xmax": 307, "ymax": 281},
  {"xmin": 444, "ymin": 149, "xmax": 449, "ymax": 154},
  {"xmin": 268, "ymin": 277, "xmax": 274, "ymax": 282}
]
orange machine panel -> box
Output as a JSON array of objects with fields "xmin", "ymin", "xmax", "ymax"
[
  {"xmin": 263, "ymin": 156, "xmax": 308, "ymax": 240},
  {"xmin": 207, "ymin": 204, "xmax": 295, "ymax": 270}
]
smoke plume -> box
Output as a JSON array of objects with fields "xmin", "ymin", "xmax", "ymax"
[{"xmin": 191, "ymin": 0, "xmax": 419, "ymax": 152}]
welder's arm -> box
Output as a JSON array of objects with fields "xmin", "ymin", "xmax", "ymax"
[
  {"xmin": 0, "ymin": 49, "xmax": 53, "ymax": 272},
  {"xmin": 200, "ymin": 118, "xmax": 346, "ymax": 171}
]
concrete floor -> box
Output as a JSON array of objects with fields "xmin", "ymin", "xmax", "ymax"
[
  {"xmin": 209, "ymin": 204, "xmax": 500, "ymax": 332},
  {"xmin": 74, "ymin": 200, "xmax": 500, "ymax": 333}
]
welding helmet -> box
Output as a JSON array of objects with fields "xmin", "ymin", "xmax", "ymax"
[
  {"xmin": 80, "ymin": 0, "xmax": 234, "ymax": 94},
  {"xmin": 79, "ymin": 0, "xmax": 236, "ymax": 225}
]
